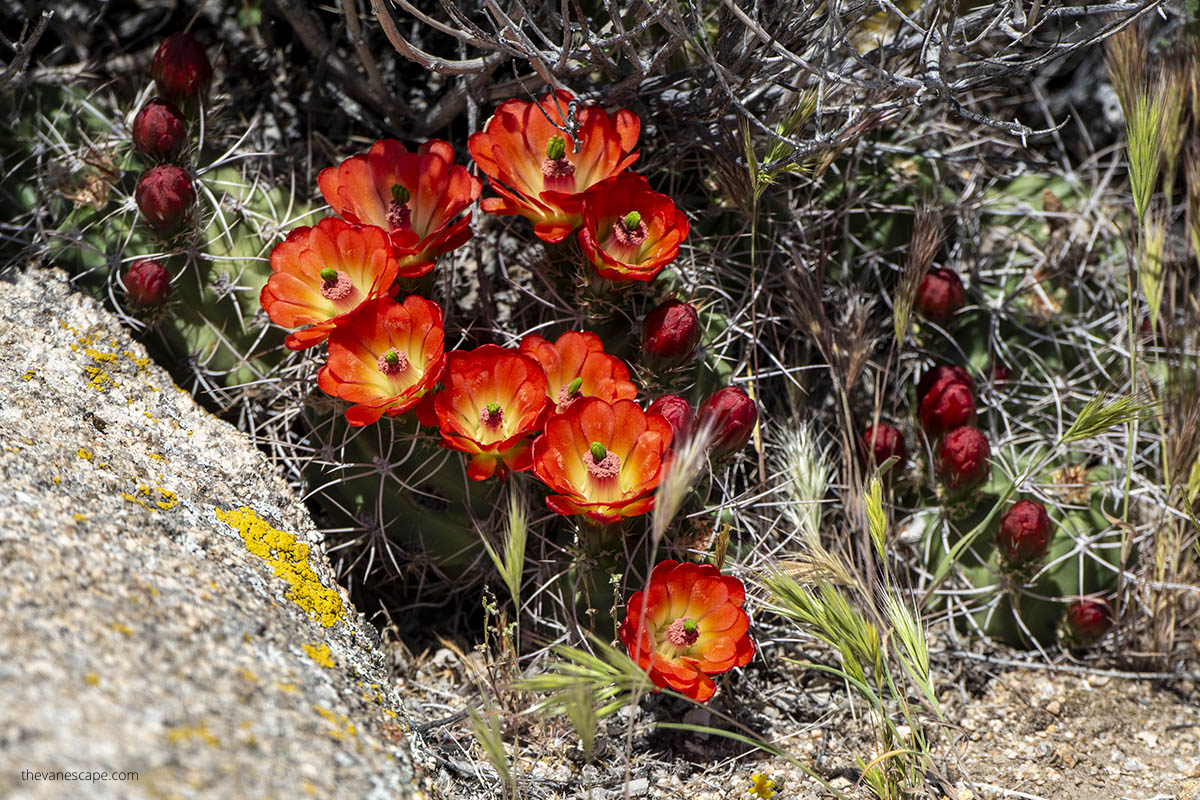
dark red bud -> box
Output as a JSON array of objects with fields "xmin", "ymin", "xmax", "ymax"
[
  {"xmin": 135, "ymin": 165, "xmax": 195, "ymax": 237},
  {"xmin": 916, "ymin": 267, "xmax": 966, "ymax": 323},
  {"xmin": 123, "ymin": 259, "xmax": 171, "ymax": 307},
  {"xmin": 860, "ymin": 423, "xmax": 906, "ymax": 469},
  {"xmin": 936, "ymin": 425, "xmax": 990, "ymax": 491},
  {"xmin": 991, "ymin": 362, "xmax": 1010, "ymax": 386},
  {"xmin": 132, "ymin": 98, "xmax": 187, "ymax": 162},
  {"xmin": 647, "ymin": 394, "xmax": 695, "ymax": 444},
  {"xmin": 1065, "ymin": 598, "xmax": 1113, "ymax": 643},
  {"xmin": 152, "ymin": 33, "xmax": 213, "ymax": 105},
  {"xmin": 642, "ymin": 299, "xmax": 701, "ymax": 369},
  {"xmin": 995, "ymin": 499, "xmax": 1052, "ymax": 567},
  {"xmin": 918, "ymin": 365, "xmax": 977, "ymax": 438},
  {"xmin": 698, "ymin": 386, "xmax": 757, "ymax": 459}
]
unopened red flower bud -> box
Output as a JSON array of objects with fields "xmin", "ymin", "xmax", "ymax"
[
  {"xmin": 152, "ymin": 33, "xmax": 213, "ymax": 105},
  {"xmin": 643, "ymin": 299, "xmax": 700, "ymax": 369},
  {"xmin": 698, "ymin": 386, "xmax": 757, "ymax": 459},
  {"xmin": 936, "ymin": 425, "xmax": 990, "ymax": 491},
  {"xmin": 995, "ymin": 499, "xmax": 1052, "ymax": 567},
  {"xmin": 918, "ymin": 365, "xmax": 977, "ymax": 438},
  {"xmin": 136, "ymin": 165, "xmax": 195, "ymax": 237},
  {"xmin": 1065, "ymin": 598, "xmax": 1113, "ymax": 643},
  {"xmin": 860, "ymin": 423, "xmax": 905, "ymax": 469},
  {"xmin": 648, "ymin": 394, "xmax": 695, "ymax": 443},
  {"xmin": 916, "ymin": 267, "xmax": 966, "ymax": 323},
  {"xmin": 123, "ymin": 259, "xmax": 171, "ymax": 307},
  {"xmin": 132, "ymin": 98, "xmax": 187, "ymax": 162}
]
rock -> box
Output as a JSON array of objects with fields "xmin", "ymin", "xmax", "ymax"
[{"xmin": 0, "ymin": 269, "xmax": 419, "ymax": 799}]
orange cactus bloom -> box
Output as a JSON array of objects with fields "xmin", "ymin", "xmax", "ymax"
[
  {"xmin": 318, "ymin": 139, "xmax": 481, "ymax": 278},
  {"xmin": 519, "ymin": 330, "xmax": 638, "ymax": 414},
  {"xmin": 531, "ymin": 397, "xmax": 672, "ymax": 523},
  {"xmin": 468, "ymin": 90, "xmax": 640, "ymax": 243},
  {"xmin": 618, "ymin": 560, "xmax": 754, "ymax": 702},
  {"xmin": 261, "ymin": 217, "xmax": 399, "ymax": 350},
  {"xmin": 433, "ymin": 345, "xmax": 551, "ymax": 481},
  {"xmin": 579, "ymin": 173, "xmax": 689, "ymax": 282},
  {"xmin": 316, "ymin": 296, "xmax": 446, "ymax": 426}
]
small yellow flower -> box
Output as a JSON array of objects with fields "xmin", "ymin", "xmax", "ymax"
[{"xmin": 749, "ymin": 773, "xmax": 775, "ymax": 799}]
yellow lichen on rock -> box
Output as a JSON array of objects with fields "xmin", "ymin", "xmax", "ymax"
[
  {"xmin": 215, "ymin": 506, "xmax": 344, "ymax": 627},
  {"xmin": 302, "ymin": 643, "xmax": 336, "ymax": 668}
]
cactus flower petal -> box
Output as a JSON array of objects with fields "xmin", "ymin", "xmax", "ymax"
[
  {"xmin": 318, "ymin": 139, "xmax": 481, "ymax": 278},
  {"xmin": 618, "ymin": 560, "xmax": 754, "ymax": 702},
  {"xmin": 261, "ymin": 218, "xmax": 400, "ymax": 350},
  {"xmin": 316, "ymin": 296, "xmax": 446, "ymax": 426},
  {"xmin": 579, "ymin": 173, "xmax": 689, "ymax": 282},
  {"xmin": 531, "ymin": 397, "xmax": 672, "ymax": 523},
  {"xmin": 519, "ymin": 330, "xmax": 638, "ymax": 414},
  {"xmin": 432, "ymin": 345, "xmax": 550, "ymax": 480},
  {"xmin": 468, "ymin": 90, "xmax": 640, "ymax": 242}
]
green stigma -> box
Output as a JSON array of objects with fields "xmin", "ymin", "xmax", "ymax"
[
  {"xmin": 683, "ymin": 618, "xmax": 698, "ymax": 633},
  {"xmin": 390, "ymin": 184, "xmax": 410, "ymax": 204},
  {"xmin": 589, "ymin": 441, "xmax": 607, "ymax": 461},
  {"xmin": 384, "ymin": 349, "xmax": 400, "ymax": 366},
  {"xmin": 622, "ymin": 211, "xmax": 642, "ymax": 230},
  {"xmin": 567, "ymin": 377, "xmax": 583, "ymax": 396},
  {"xmin": 319, "ymin": 268, "xmax": 338, "ymax": 282},
  {"xmin": 486, "ymin": 401, "xmax": 501, "ymax": 415},
  {"xmin": 545, "ymin": 135, "xmax": 567, "ymax": 160}
]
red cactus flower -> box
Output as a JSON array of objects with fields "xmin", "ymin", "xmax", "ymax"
[
  {"xmin": 318, "ymin": 139, "xmax": 481, "ymax": 278},
  {"xmin": 861, "ymin": 422, "xmax": 906, "ymax": 469},
  {"xmin": 1065, "ymin": 597, "xmax": 1113, "ymax": 643},
  {"xmin": 152, "ymin": 33, "xmax": 213, "ymax": 105},
  {"xmin": 647, "ymin": 394, "xmax": 694, "ymax": 444},
  {"xmin": 519, "ymin": 330, "xmax": 638, "ymax": 414},
  {"xmin": 531, "ymin": 397, "xmax": 672, "ymax": 523},
  {"xmin": 698, "ymin": 386, "xmax": 758, "ymax": 459},
  {"xmin": 618, "ymin": 560, "xmax": 754, "ymax": 702},
  {"xmin": 936, "ymin": 425, "xmax": 990, "ymax": 491},
  {"xmin": 579, "ymin": 173, "xmax": 689, "ymax": 282},
  {"xmin": 468, "ymin": 90, "xmax": 640, "ymax": 242},
  {"xmin": 123, "ymin": 259, "xmax": 171, "ymax": 307},
  {"xmin": 642, "ymin": 298, "xmax": 701, "ymax": 368},
  {"xmin": 916, "ymin": 267, "xmax": 966, "ymax": 323},
  {"xmin": 132, "ymin": 98, "xmax": 187, "ymax": 162},
  {"xmin": 260, "ymin": 218, "xmax": 400, "ymax": 350},
  {"xmin": 918, "ymin": 365, "xmax": 977, "ymax": 438},
  {"xmin": 433, "ymin": 345, "xmax": 550, "ymax": 481},
  {"xmin": 317, "ymin": 296, "xmax": 445, "ymax": 426},
  {"xmin": 135, "ymin": 165, "xmax": 195, "ymax": 237},
  {"xmin": 995, "ymin": 499, "xmax": 1053, "ymax": 568}
]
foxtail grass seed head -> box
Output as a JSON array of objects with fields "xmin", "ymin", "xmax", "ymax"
[
  {"xmin": 135, "ymin": 164, "xmax": 195, "ymax": 237},
  {"xmin": 698, "ymin": 386, "xmax": 757, "ymax": 460},
  {"xmin": 936, "ymin": 425, "xmax": 990, "ymax": 491},
  {"xmin": 132, "ymin": 98, "xmax": 187, "ymax": 162},
  {"xmin": 152, "ymin": 33, "xmax": 213, "ymax": 105},
  {"xmin": 1065, "ymin": 597, "xmax": 1114, "ymax": 644},
  {"xmin": 996, "ymin": 499, "xmax": 1053, "ymax": 568},
  {"xmin": 915, "ymin": 267, "xmax": 966, "ymax": 323},
  {"xmin": 122, "ymin": 259, "xmax": 171, "ymax": 307},
  {"xmin": 642, "ymin": 299, "xmax": 700, "ymax": 369}
]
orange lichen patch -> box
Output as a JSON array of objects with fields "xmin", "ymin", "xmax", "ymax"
[
  {"xmin": 74, "ymin": 513, "xmax": 87, "ymax": 522},
  {"xmin": 77, "ymin": 448, "xmax": 93, "ymax": 459},
  {"xmin": 302, "ymin": 643, "xmax": 336, "ymax": 668},
  {"xmin": 22, "ymin": 370, "xmax": 35, "ymax": 381},
  {"xmin": 215, "ymin": 506, "xmax": 345, "ymax": 627},
  {"xmin": 166, "ymin": 723, "xmax": 219, "ymax": 748},
  {"xmin": 236, "ymin": 668, "xmax": 259, "ymax": 683},
  {"xmin": 275, "ymin": 683, "xmax": 298, "ymax": 693},
  {"xmin": 83, "ymin": 365, "xmax": 116, "ymax": 392},
  {"xmin": 84, "ymin": 672, "xmax": 100, "ymax": 687},
  {"xmin": 314, "ymin": 705, "xmax": 357, "ymax": 741},
  {"xmin": 111, "ymin": 623, "xmax": 133, "ymax": 636}
]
